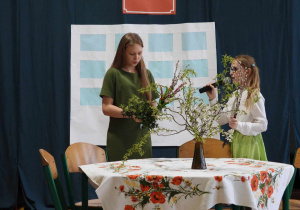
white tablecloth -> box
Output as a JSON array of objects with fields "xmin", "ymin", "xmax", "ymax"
[{"xmin": 80, "ymin": 158, "xmax": 294, "ymax": 210}]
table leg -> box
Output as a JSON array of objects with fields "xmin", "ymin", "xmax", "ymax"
[
  {"xmin": 214, "ymin": 203, "xmax": 223, "ymax": 210},
  {"xmin": 82, "ymin": 173, "xmax": 89, "ymax": 210}
]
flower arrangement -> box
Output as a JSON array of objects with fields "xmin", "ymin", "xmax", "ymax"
[{"xmin": 120, "ymin": 55, "xmax": 243, "ymax": 163}]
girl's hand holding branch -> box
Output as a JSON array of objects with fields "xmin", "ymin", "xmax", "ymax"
[{"xmin": 229, "ymin": 116, "xmax": 238, "ymax": 129}]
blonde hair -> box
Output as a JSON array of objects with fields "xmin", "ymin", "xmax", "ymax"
[
  {"xmin": 234, "ymin": 55, "xmax": 260, "ymax": 109},
  {"xmin": 111, "ymin": 33, "xmax": 151, "ymax": 101}
]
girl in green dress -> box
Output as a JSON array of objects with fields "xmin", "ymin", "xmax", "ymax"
[
  {"xmin": 206, "ymin": 55, "xmax": 268, "ymax": 160},
  {"xmin": 100, "ymin": 33, "xmax": 158, "ymax": 161}
]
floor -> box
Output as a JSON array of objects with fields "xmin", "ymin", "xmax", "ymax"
[
  {"xmin": 291, "ymin": 188, "xmax": 300, "ymax": 200},
  {"xmin": 15, "ymin": 189, "xmax": 300, "ymax": 210}
]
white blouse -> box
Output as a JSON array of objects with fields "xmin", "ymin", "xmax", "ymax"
[{"xmin": 210, "ymin": 90, "xmax": 268, "ymax": 136}]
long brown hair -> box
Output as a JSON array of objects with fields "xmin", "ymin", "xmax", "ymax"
[
  {"xmin": 234, "ymin": 55, "xmax": 260, "ymax": 109},
  {"xmin": 111, "ymin": 33, "xmax": 151, "ymax": 101}
]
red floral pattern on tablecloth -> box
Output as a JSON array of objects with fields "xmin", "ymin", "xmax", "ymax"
[
  {"xmin": 117, "ymin": 174, "xmax": 210, "ymax": 209},
  {"xmin": 244, "ymin": 165, "xmax": 282, "ymax": 209},
  {"xmin": 223, "ymin": 159, "xmax": 284, "ymax": 209}
]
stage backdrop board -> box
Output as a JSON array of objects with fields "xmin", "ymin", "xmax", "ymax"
[{"xmin": 70, "ymin": 23, "xmax": 218, "ymax": 146}]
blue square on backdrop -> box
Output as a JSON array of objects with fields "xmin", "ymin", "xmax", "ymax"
[
  {"xmin": 194, "ymin": 89, "xmax": 209, "ymax": 104},
  {"xmin": 148, "ymin": 34, "xmax": 173, "ymax": 52},
  {"xmin": 80, "ymin": 60, "xmax": 106, "ymax": 79},
  {"xmin": 115, "ymin": 33, "xmax": 125, "ymax": 51},
  {"xmin": 182, "ymin": 59, "xmax": 208, "ymax": 77},
  {"xmin": 80, "ymin": 34, "xmax": 106, "ymax": 51},
  {"xmin": 182, "ymin": 32, "xmax": 207, "ymax": 51},
  {"xmin": 80, "ymin": 88, "xmax": 102, "ymax": 106},
  {"xmin": 148, "ymin": 61, "xmax": 173, "ymax": 79}
]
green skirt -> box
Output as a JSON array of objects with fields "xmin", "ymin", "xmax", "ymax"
[{"xmin": 231, "ymin": 130, "xmax": 268, "ymax": 161}]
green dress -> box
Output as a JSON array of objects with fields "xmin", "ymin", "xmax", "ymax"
[
  {"xmin": 100, "ymin": 68, "xmax": 158, "ymax": 161},
  {"xmin": 231, "ymin": 130, "xmax": 268, "ymax": 161}
]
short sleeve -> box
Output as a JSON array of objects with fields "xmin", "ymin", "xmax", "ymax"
[
  {"xmin": 148, "ymin": 70, "xmax": 159, "ymax": 100},
  {"xmin": 100, "ymin": 69, "xmax": 116, "ymax": 99}
]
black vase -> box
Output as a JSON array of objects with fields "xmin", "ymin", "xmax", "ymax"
[{"xmin": 191, "ymin": 141, "xmax": 207, "ymax": 169}]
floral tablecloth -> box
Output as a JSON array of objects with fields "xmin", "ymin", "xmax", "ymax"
[{"xmin": 79, "ymin": 158, "xmax": 294, "ymax": 210}]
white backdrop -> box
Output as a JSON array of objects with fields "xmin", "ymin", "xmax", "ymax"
[{"xmin": 70, "ymin": 23, "xmax": 218, "ymax": 146}]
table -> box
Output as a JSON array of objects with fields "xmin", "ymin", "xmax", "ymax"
[{"xmin": 79, "ymin": 158, "xmax": 294, "ymax": 210}]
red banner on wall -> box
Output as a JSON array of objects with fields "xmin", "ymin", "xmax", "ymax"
[{"xmin": 123, "ymin": 0, "xmax": 176, "ymax": 15}]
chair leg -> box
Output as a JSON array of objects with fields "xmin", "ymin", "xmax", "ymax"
[
  {"xmin": 54, "ymin": 178, "xmax": 68, "ymax": 210},
  {"xmin": 282, "ymin": 187, "xmax": 290, "ymax": 210},
  {"xmin": 43, "ymin": 166, "xmax": 63, "ymax": 210},
  {"xmin": 61, "ymin": 154, "xmax": 76, "ymax": 210}
]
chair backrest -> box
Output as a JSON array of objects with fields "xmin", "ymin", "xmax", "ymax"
[
  {"xmin": 39, "ymin": 149, "xmax": 67, "ymax": 210},
  {"xmin": 294, "ymin": 148, "xmax": 300, "ymax": 168},
  {"xmin": 178, "ymin": 138, "xmax": 232, "ymax": 158},
  {"xmin": 64, "ymin": 142, "xmax": 107, "ymax": 173},
  {"xmin": 61, "ymin": 142, "xmax": 106, "ymax": 210},
  {"xmin": 40, "ymin": 149, "xmax": 59, "ymax": 179}
]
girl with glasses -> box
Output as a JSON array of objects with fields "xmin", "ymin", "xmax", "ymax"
[{"xmin": 206, "ymin": 55, "xmax": 268, "ymax": 160}]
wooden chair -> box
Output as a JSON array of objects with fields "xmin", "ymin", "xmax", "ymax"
[
  {"xmin": 280, "ymin": 147, "xmax": 300, "ymax": 210},
  {"xmin": 178, "ymin": 138, "xmax": 232, "ymax": 158},
  {"xmin": 39, "ymin": 149, "xmax": 68, "ymax": 210},
  {"xmin": 61, "ymin": 142, "xmax": 106, "ymax": 210}
]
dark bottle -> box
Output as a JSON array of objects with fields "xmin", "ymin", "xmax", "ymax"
[{"xmin": 192, "ymin": 141, "xmax": 207, "ymax": 169}]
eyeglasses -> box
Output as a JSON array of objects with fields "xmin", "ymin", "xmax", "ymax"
[{"xmin": 230, "ymin": 66, "xmax": 239, "ymax": 73}]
